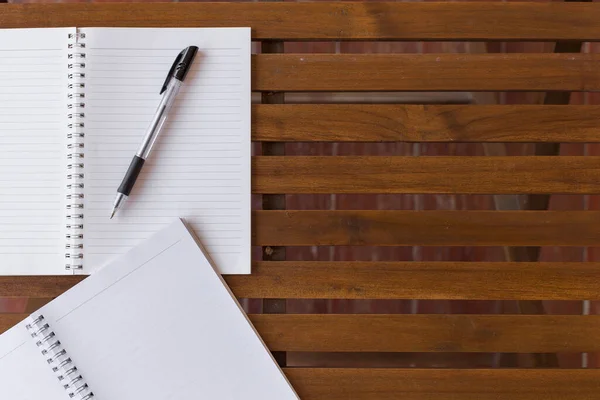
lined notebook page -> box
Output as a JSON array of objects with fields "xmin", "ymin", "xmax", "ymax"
[
  {"xmin": 0, "ymin": 29, "xmax": 69, "ymax": 275},
  {"xmin": 82, "ymin": 28, "xmax": 251, "ymax": 274}
]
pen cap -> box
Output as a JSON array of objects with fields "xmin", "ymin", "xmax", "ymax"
[
  {"xmin": 174, "ymin": 46, "xmax": 198, "ymax": 82},
  {"xmin": 160, "ymin": 46, "xmax": 198, "ymax": 94}
]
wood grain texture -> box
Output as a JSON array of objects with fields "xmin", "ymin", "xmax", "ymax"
[
  {"xmin": 253, "ymin": 156, "xmax": 600, "ymax": 194},
  {"xmin": 227, "ymin": 261, "xmax": 600, "ymax": 300},
  {"xmin": 0, "ymin": 276, "xmax": 85, "ymax": 298},
  {"xmin": 253, "ymin": 105, "xmax": 600, "ymax": 142},
  {"xmin": 253, "ymin": 54, "xmax": 600, "ymax": 91},
  {"xmin": 284, "ymin": 368, "xmax": 600, "ymax": 400},
  {"xmin": 0, "ymin": 314, "xmax": 597, "ymax": 353},
  {"xmin": 0, "ymin": 314, "xmax": 25, "ymax": 334},
  {"xmin": 4, "ymin": 261, "xmax": 600, "ymax": 300},
  {"xmin": 250, "ymin": 314, "xmax": 600, "ymax": 352},
  {"xmin": 253, "ymin": 210, "xmax": 600, "ymax": 246},
  {"xmin": 4, "ymin": 3, "xmax": 600, "ymax": 40}
]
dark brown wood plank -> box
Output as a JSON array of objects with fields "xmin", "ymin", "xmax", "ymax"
[
  {"xmin": 0, "ymin": 314, "xmax": 26, "ymax": 334},
  {"xmin": 24, "ymin": 298, "xmax": 52, "ymax": 314},
  {"xmin": 284, "ymin": 368, "xmax": 600, "ymax": 400},
  {"xmin": 253, "ymin": 210, "xmax": 600, "ymax": 246},
  {"xmin": 253, "ymin": 156, "xmax": 600, "ymax": 194},
  {"xmin": 253, "ymin": 105, "xmax": 600, "ymax": 142},
  {"xmin": 253, "ymin": 54, "xmax": 600, "ymax": 91},
  {"xmin": 228, "ymin": 261, "xmax": 600, "ymax": 300},
  {"xmin": 3, "ymin": 261, "xmax": 600, "ymax": 300},
  {"xmin": 1, "ymin": 314, "xmax": 598, "ymax": 353},
  {"xmin": 4, "ymin": 3, "xmax": 600, "ymax": 41},
  {"xmin": 251, "ymin": 314, "xmax": 600, "ymax": 352},
  {"xmin": 0, "ymin": 276, "xmax": 84, "ymax": 298}
]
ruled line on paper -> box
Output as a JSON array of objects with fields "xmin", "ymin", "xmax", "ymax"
[
  {"xmin": 82, "ymin": 28, "xmax": 249, "ymax": 274},
  {"xmin": 0, "ymin": 30, "xmax": 66, "ymax": 271}
]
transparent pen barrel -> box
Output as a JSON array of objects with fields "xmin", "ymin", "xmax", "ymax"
[{"xmin": 136, "ymin": 79, "xmax": 181, "ymax": 159}]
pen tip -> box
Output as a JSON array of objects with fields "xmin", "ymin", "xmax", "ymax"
[{"xmin": 110, "ymin": 209, "xmax": 116, "ymax": 220}]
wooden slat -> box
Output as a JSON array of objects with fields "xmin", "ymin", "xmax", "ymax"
[
  {"xmin": 252, "ymin": 105, "xmax": 600, "ymax": 142},
  {"xmin": 253, "ymin": 211, "xmax": 600, "ymax": 246},
  {"xmin": 250, "ymin": 314, "xmax": 600, "ymax": 352},
  {"xmin": 24, "ymin": 298, "xmax": 52, "ymax": 314},
  {"xmin": 2, "ymin": 261, "xmax": 600, "ymax": 300},
  {"xmin": 284, "ymin": 369, "xmax": 600, "ymax": 400},
  {"xmin": 253, "ymin": 156, "xmax": 600, "ymax": 194},
  {"xmin": 253, "ymin": 54, "xmax": 600, "ymax": 91},
  {"xmin": 0, "ymin": 276, "xmax": 85, "ymax": 298},
  {"xmin": 228, "ymin": 261, "xmax": 600, "ymax": 300},
  {"xmin": 4, "ymin": 3, "xmax": 600, "ymax": 41},
  {"xmin": 0, "ymin": 314, "xmax": 25, "ymax": 334},
  {"xmin": 1, "ymin": 314, "xmax": 597, "ymax": 352},
  {"xmin": 4, "ymin": 261, "xmax": 600, "ymax": 300}
]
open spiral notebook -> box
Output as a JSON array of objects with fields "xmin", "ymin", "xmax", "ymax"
[
  {"xmin": 0, "ymin": 27, "xmax": 250, "ymax": 275},
  {"xmin": 0, "ymin": 219, "xmax": 298, "ymax": 399}
]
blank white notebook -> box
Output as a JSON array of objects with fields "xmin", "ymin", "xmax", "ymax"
[
  {"xmin": 0, "ymin": 28, "xmax": 250, "ymax": 275},
  {"xmin": 0, "ymin": 219, "xmax": 298, "ymax": 400}
]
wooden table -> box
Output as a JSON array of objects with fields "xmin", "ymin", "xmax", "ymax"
[{"xmin": 2, "ymin": 2, "xmax": 600, "ymax": 398}]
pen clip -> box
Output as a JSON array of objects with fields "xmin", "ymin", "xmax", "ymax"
[{"xmin": 160, "ymin": 46, "xmax": 199, "ymax": 94}]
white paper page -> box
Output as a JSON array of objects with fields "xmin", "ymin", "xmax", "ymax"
[
  {"xmin": 82, "ymin": 28, "xmax": 251, "ymax": 275},
  {"xmin": 35, "ymin": 220, "xmax": 298, "ymax": 400},
  {"xmin": 0, "ymin": 322, "xmax": 66, "ymax": 400},
  {"xmin": 0, "ymin": 29, "xmax": 69, "ymax": 275}
]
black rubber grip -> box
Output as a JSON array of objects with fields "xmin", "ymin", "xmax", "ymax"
[{"xmin": 118, "ymin": 155, "xmax": 145, "ymax": 196}]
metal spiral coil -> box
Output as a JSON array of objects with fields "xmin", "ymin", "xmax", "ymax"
[
  {"xmin": 26, "ymin": 315, "xmax": 94, "ymax": 400},
  {"xmin": 68, "ymin": 33, "xmax": 86, "ymax": 39},
  {"xmin": 67, "ymin": 153, "xmax": 84, "ymax": 159},
  {"xmin": 66, "ymin": 183, "xmax": 84, "ymax": 190},
  {"xmin": 66, "ymin": 31, "xmax": 87, "ymax": 272}
]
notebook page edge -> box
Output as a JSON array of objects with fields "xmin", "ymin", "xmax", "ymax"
[{"xmin": 182, "ymin": 218, "xmax": 300, "ymax": 399}]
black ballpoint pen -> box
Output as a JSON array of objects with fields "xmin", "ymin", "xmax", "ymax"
[{"xmin": 110, "ymin": 46, "xmax": 198, "ymax": 219}]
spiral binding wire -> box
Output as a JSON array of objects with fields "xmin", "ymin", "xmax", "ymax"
[
  {"xmin": 66, "ymin": 31, "xmax": 86, "ymax": 272},
  {"xmin": 25, "ymin": 315, "xmax": 94, "ymax": 400}
]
